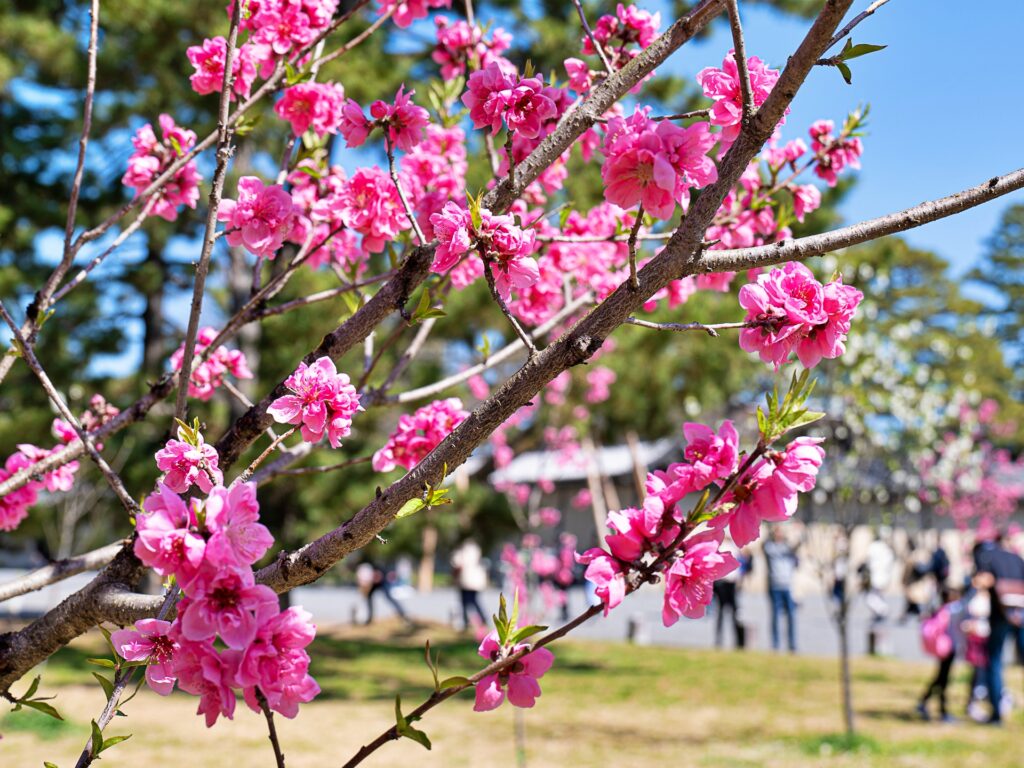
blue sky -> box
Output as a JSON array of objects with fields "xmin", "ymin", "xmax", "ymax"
[{"xmin": 679, "ymin": 0, "xmax": 1024, "ymax": 277}]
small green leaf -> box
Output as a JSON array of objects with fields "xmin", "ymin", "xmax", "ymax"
[
  {"xmin": 438, "ymin": 676, "xmax": 471, "ymax": 690},
  {"xmin": 839, "ymin": 42, "xmax": 887, "ymax": 61},
  {"xmin": 21, "ymin": 700, "xmax": 63, "ymax": 721},
  {"xmin": 90, "ymin": 720, "xmax": 104, "ymax": 757},
  {"xmin": 99, "ymin": 734, "xmax": 132, "ymax": 754},
  {"xmin": 44, "ymin": 762, "xmax": 60, "ymax": 768},
  {"xmin": 87, "ymin": 658, "xmax": 117, "ymax": 669},
  {"xmin": 836, "ymin": 61, "xmax": 853, "ymax": 85},
  {"xmin": 93, "ymin": 672, "xmax": 115, "ymax": 702},
  {"xmin": 785, "ymin": 409, "xmax": 826, "ymax": 432},
  {"xmin": 508, "ymin": 625, "xmax": 547, "ymax": 645},
  {"xmin": 168, "ymin": 135, "xmax": 183, "ymax": 157},
  {"xmin": 396, "ymin": 497, "xmax": 426, "ymax": 519},
  {"xmin": 21, "ymin": 676, "xmax": 41, "ymax": 701},
  {"xmin": 558, "ymin": 206, "xmax": 572, "ymax": 230}
]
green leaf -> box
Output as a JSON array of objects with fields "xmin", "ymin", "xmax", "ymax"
[
  {"xmin": 508, "ymin": 625, "xmax": 547, "ymax": 645},
  {"xmin": 21, "ymin": 676, "xmax": 41, "ymax": 701},
  {"xmin": 87, "ymin": 658, "xmax": 117, "ymax": 669},
  {"xmin": 558, "ymin": 206, "xmax": 572, "ymax": 230},
  {"xmin": 93, "ymin": 672, "xmax": 115, "ymax": 702},
  {"xmin": 785, "ymin": 409, "xmax": 826, "ymax": 432},
  {"xmin": 467, "ymin": 191, "xmax": 483, "ymax": 231},
  {"xmin": 508, "ymin": 590, "xmax": 520, "ymax": 635},
  {"xmin": 99, "ymin": 734, "xmax": 132, "ymax": 754},
  {"xmin": 396, "ymin": 497, "xmax": 426, "ymax": 519},
  {"xmin": 234, "ymin": 114, "xmax": 261, "ymax": 137},
  {"xmin": 836, "ymin": 61, "xmax": 853, "ymax": 85},
  {"xmin": 438, "ymin": 676, "xmax": 471, "ymax": 690},
  {"xmin": 90, "ymin": 720, "xmax": 104, "ymax": 757},
  {"xmin": 839, "ymin": 42, "xmax": 887, "ymax": 61},
  {"xmin": 21, "ymin": 700, "xmax": 63, "ymax": 721},
  {"xmin": 44, "ymin": 762, "xmax": 60, "ymax": 767}
]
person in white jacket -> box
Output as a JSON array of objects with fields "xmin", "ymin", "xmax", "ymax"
[{"xmin": 452, "ymin": 539, "xmax": 489, "ymax": 630}]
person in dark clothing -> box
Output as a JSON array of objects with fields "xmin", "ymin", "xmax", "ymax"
[
  {"xmin": 358, "ymin": 560, "xmax": 410, "ymax": 625},
  {"xmin": 713, "ymin": 539, "xmax": 749, "ymax": 648},
  {"xmin": 975, "ymin": 533, "xmax": 1024, "ymax": 724}
]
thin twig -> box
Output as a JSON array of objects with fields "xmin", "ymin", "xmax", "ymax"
[
  {"xmin": 389, "ymin": 291, "xmax": 593, "ymax": 405},
  {"xmin": 232, "ymin": 427, "xmax": 296, "ymax": 487},
  {"xmin": 173, "ymin": 2, "xmax": 244, "ymax": 422},
  {"xmin": 627, "ymin": 205, "xmax": 644, "ymax": 290},
  {"xmin": 0, "ymin": 541, "xmax": 126, "ymax": 604},
  {"xmin": 625, "ymin": 316, "xmax": 749, "ymax": 337},
  {"xmin": 385, "ymin": 134, "xmax": 426, "ymax": 245},
  {"xmin": 310, "ymin": 6, "xmax": 393, "ymax": 70},
  {"xmin": 269, "ymin": 455, "xmax": 372, "ymax": 478},
  {"xmin": 504, "ymin": 130, "xmax": 516, "ymax": 189},
  {"xmin": 482, "ymin": 256, "xmax": 537, "ymax": 356},
  {"xmin": 822, "ymin": 0, "xmax": 893, "ymax": 52},
  {"xmin": 726, "ymin": 0, "xmax": 756, "ymax": 125},
  {"xmin": 572, "ymin": 0, "xmax": 614, "ymax": 75},
  {"xmin": 257, "ymin": 690, "xmax": 287, "ymax": 768}
]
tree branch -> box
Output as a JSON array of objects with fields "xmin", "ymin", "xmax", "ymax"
[
  {"xmin": 726, "ymin": 0, "xmax": 755, "ymax": 124},
  {"xmin": 0, "ymin": 542, "xmax": 126, "ymax": 604}
]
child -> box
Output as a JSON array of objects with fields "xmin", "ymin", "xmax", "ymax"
[{"xmin": 917, "ymin": 586, "xmax": 963, "ymax": 722}]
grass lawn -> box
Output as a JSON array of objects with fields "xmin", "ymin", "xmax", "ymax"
[{"xmin": 2, "ymin": 620, "xmax": 1021, "ymax": 767}]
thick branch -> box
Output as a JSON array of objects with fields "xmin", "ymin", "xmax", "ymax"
[{"xmin": 0, "ymin": 542, "xmax": 125, "ymax": 604}]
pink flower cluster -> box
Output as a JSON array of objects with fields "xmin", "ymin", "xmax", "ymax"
[
  {"xmin": 155, "ymin": 428, "xmax": 223, "ymax": 494},
  {"xmin": 698, "ymin": 51, "xmax": 783, "ymax": 145},
  {"xmin": 809, "ymin": 119, "xmax": 863, "ymax": 187},
  {"xmin": 218, "ymin": 176, "xmax": 302, "ymax": 258},
  {"xmin": 274, "ymin": 82, "xmax": 346, "ymax": 137},
  {"xmin": 121, "ymin": 114, "xmax": 202, "ymax": 222},
  {"xmin": 187, "ymin": 1, "xmax": 340, "ymax": 101},
  {"xmin": 340, "ymin": 86, "xmax": 430, "ymax": 151},
  {"xmin": 578, "ymin": 419, "xmax": 824, "ymax": 621},
  {"xmin": 170, "ymin": 327, "xmax": 254, "ymax": 401},
  {"xmin": 601, "ymin": 108, "xmax": 717, "ymax": 220},
  {"xmin": 372, "ymin": 397, "xmax": 469, "ymax": 472},
  {"xmin": 463, "ymin": 62, "xmax": 559, "ymax": 140},
  {"xmin": 430, "ymin": 202, "xmax": 538, "ymax": 299},
  {"xmin": 737, "ymin": 262, "xmax": 864, "ymax": 369},
  {"xmin": 432, "ymin": 16, "xmax": 511, "ymax": 79},
  {"xmin": 0, "ymin": 398, "xmax": 119, "ymax": 531},
  {"xmin": 124, "ymin": 481, "xmax": 319, "ymax": 725},
  {"xmin": 268, "ymin": 356, "xmax": 362, "ymax": 447},
  {"xmin": 474, "ymin": 630, "xmax": 554, "ymax": 711},
  {"xmin": 378, "ymin": 0, "xmax": 450, "ymax": 29},
  {"xmin": 585, "ymin": 3, "xmax": 661, "ymax": 56}
]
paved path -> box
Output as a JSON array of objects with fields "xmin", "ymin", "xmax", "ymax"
[
  {"xmin": 0, "ymin": 568, "xmax": 925, "ymax": 661},
  {"xmin": 292, "ymin": 585, "xmax": 928, "ymax": 662}
]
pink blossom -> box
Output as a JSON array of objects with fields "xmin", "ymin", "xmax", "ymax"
[
  {"xmin": 371, "ymin": 86, "xmax": 431, "ymax": 151},
  {"xmin": 698, "ymin": 51, "xmax": 782, "ymax": 144},
  {"xmin": 179, "ymin": 568, "xmax": 278, "ymax": 649},
  {"xmin": 121, "ymin": 114, "xmax": 202, "ymax": 221},
  {"xmin": 274, "ymin": 82, "xmax": 345, "ymax": 137},
  {"xmin": 473, "ymin": 631, "xmax": 555, "ymax": 711},
  {"xmin": 602, "ymin": 108, "xmax": 717, "ymax": 220},
  {"xmin": 112, "ymin": 619, "xmax": 179, "ymax": 695},
  {"xmin": 791, "ymin": 183, "xmax": 822, "ymax": 222},
  {"xmin": 267, "ymin": 356, "xmax": 362, "ymax": 447},
  {"xmin": 462, "ymin": 61, "xmax": 519, "ymax": 136},
  {"xmin": 809, "ymin": 119, "xmax": 863, "ymax": 187},
  {"xmin": 433, "ymin": 17, "xmax": 511, "ymax": 79},
  {"xmin": 662, "ymin": 531, "xmax": 739, "ymax": 625},
  {"xmin": 204, "ymin": 483, "xmax": 275, "ymax": 568},
  {"xmin": 575, "ymin": 549, "xmax": 626, "ymax": 614},
  {"xmin": 372, "ymin": 397, "xmax": 469, "ymax": 472},
  {"xmin": 218, "ymin": 176, "xmax": 300, "ymax": 258},
  {"xmin": 155, "ymin": 434, "xmax": 222, "ymax": 494},
  {"xmin": 172, "ymin": 638, "xmax": 238, "ymax": 727},
  {"xmin": 585, "ymin": 3, "xmax": 661, "ymax": 58},
  {"xmin": 14, "ymin": 444, "xmax": 78, "ymax": 493},
  {"xmin": 717, "ymin": 437, "xmax": 825, "ymax": 546},
  {"xmin": 793, "ymin": 277, "xmax": 863, "ymax": 367},
  {"xmin": 235, "ymin": 606, "xmax": 320, "ymax": 717},
  {"xmin": 378, "ymin": 0, "xmax": 451, "ymax": 29},
  {"xmin": 585, "ymin": 367, "xmax": 617, "ymax": 404},
  {"xmin": 338, "ymin": 98, "xmax": 373, "ymax": 147},
  {"xmin": 0, "ymin": 453, "xmax": 39, "ymax": 531},
  {"xmin": 682, "ymin": 420, "xmax": 739, "ymax": 487},
  {"xmin": 134, "ymin": 483, "xmax": 206, "ymax": 585},
  {"xmin": 331, "ymin": 166, "xmax": 409, "ymax": 252},
  {"xmin": 186, "ymin": 37, "xmax": 259, "ymax": 99},
  {"xmin": 564, "ymin": 57, "xmax": 593, "ymax": 93},
  {"xmin": 169, "ymin": 326, "xmax": 253, "ymax": 401}
]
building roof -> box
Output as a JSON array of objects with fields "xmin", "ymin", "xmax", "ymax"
[{"xmin": 487, "ymin": 437, "xmax": 678, "ymax": 484}]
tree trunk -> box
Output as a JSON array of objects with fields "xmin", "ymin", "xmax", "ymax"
[{"xmin": 418, "ymin": 520, "xmax": 437, "ymax": 593}]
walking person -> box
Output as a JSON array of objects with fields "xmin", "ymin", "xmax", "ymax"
[
  {"xmin": 764, "ymin": 527, "xmax": 799, "ymax": 653},
  {"xmin": 974, "ymin": 528, "xmax": 1024, "ymax": 725},
  {"xmin": 358, "ymin": 559, "xmax": 411, "ymax": 626},
  {"xmin": 917, "ymin": 586, "xmax": 963, "ymax": 722},
  {"xmin": 451, "ymin": 537, "xmax": 489, "ymax": 631}
]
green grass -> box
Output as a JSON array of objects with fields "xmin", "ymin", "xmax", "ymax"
[{"xmin": 5, "ymin": 621, "xmax": 1024, "ymax": 767}]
